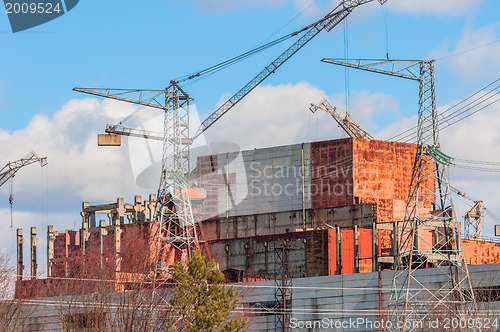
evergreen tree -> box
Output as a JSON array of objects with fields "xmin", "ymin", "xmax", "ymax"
[{"xmin": 169, "ymin": 251, "xmax": 247, "ymax": 332}]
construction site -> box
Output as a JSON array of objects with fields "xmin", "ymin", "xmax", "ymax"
[{"xmin": 5, "ymin": 0, "xmax": 500, "ymax": 331}]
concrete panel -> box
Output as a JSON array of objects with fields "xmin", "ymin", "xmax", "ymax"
[{"xmin": 97, "ymin": 134, "xmax": 121, "ymax": 146}]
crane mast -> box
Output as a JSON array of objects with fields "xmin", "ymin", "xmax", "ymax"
[
  {"xmin": 451, "ymin": 186, "xmax": 486, "ymax": 240},
  {"xmin": 73, "ymin": 3, "xmax": 388, "ymax": 307},
  {"xmin": 1, "ymin": 151, "xmax": 47, "ymax": 228},
  {"xmin": 97, "ymin": 1, "xmax": 387, "ymax": 142},
  {"xmin": 464, "ymin": 201, "xmax": 485, "ymax": 240}
]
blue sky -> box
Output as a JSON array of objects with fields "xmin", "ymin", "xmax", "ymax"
[
  {"xmin": 1, "ymin": 0, "xmax": 498, "ymax": 130},
  {"xmin": 1, "ymin": 0, "xmax": 500, "ymax": 270}
]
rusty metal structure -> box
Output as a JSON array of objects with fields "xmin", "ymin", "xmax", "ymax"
[
  {"xmin": 14, "ymin": 137, "xmax": 500, "ymax": 331},
  {"xmin": 191, "ymin": 0, "xmax": 388, "ymax": 140},
  {"xmin": 274, "ymin": 240, "xmax": 293, "ymax": 332},
  {"xmin": 75, "ymin": 0, "xmax": 388, "ymax": 279},
  {"xmin": 12, "ymin": 2, "xmax": 500, "ymax": 330},
  {"xmin": 452, "ymin": 186, "xmax": 486, "ymax": 240}
]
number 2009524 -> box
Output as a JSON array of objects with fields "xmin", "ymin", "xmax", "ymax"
[{"xmin": 5, "ymin": 2, "xmax": 62, "ymax": 14}]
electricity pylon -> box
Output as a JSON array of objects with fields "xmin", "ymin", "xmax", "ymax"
[{"xmin": 322, "ymin": 59, "xmax": 477, "ymax": 329}]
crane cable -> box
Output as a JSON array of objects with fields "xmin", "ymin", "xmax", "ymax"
[
  {"xmin": 343, "ymin": 18, "xmax": 350, "ymax": 116},
  {"xmin": 174, "ymin": 28, "xmax": 306, "ymax": 86},
  {"xmin": 114, "ymin": 2, "xmax": 321, "ymax": 125},
  {"xmin": 382, "ymin": 5, "xmax": 389, "ymax": 59},
  {"xmin": 9, "ymin": 177, "xmax": 13, "ymax": 228}
]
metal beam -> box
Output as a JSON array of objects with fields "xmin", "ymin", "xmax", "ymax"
[
  {"xmin": 321, "ymin": 58, "xmax": 421, "ymax": 81},
  {"xmin": 0, "ymin": 151, "xmax": 47, "ymax": 188}
]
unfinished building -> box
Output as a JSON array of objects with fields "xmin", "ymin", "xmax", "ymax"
[{"xmin": 15, "ymin": 137, "xmax": 500, "ymax": 300}]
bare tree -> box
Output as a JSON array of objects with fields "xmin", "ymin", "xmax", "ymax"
[
  {"xmin": 53, "ymin": 227, "xmax": 177, "ymax": 331},
  {"xmin": 0, "ymin": 248, "xmax": 39, "ymax": 331}
]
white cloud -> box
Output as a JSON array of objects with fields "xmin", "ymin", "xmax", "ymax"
[
  {"xmin": 205, "ymin": 81, "xmax": 398, "ymax": 150},
  {"xmin": 345, "ymin": 90, "xmax": 400, "ymax": 130},
  {"xmin": 0, "ymin": 97, "xmax": 155, "ymax": 227},
  {"xmin": 293, "ymin": 0, "xmax": 333, "ymax": 19},
  {"xmin": 0, "ymin": 97, "xmax": 179, "ymax": 273},
  {"xmin": 292, "ymin": 0, "xmax": 480, "ymax": 20},
  {"xmin": 441, "ymin": 101, "xmax": 500, "ymax": 237},
  {"xmin": 192, "ymin": 0, "xmax": 382, "ymax": 17},
  {"xmin": 429, "ymin": 24, "xmax": 500, "ymax": 83},
  {"xmin": 293, "ymin": 0, "xmax": 387, "ymax": 22},
  {"xmin": 388, "ymin": 0, "xmax": 482, "ymax": 15}
]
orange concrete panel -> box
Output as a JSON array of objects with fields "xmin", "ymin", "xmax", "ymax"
[
  {"xmin": 358, "ymin": 228, "xmax": 372, "ymax": 273},
  {"xmin": 310, "ymin": 138, "xmax": 354, "ymax": 209},
  {"xmin": 193, "ymin": 155, "xmax": 235, "ymax": 221},
  {"xmin": 352, "ymin": 139, "xmax": 435, "ymax": 221},
  {"xmin": 378, "ymin": 230, "xmax": 392, "ymax": 255},
  {"xmin": 341, "ymin": 229, "xmax": 354, "ymax": 274},
  {"xmin": 393, "ymin": 199, "xmax": 407, "ymax": 221},
  {"xmin": 327, "ymin": 229, "xmax": 336, "ymax": 276},
  {"xmin": 419, "ymin": 230, "xmax": 433, "ymax": 253},
  {"xmin": 462, "ymin": 240, "xmax": 500, "ymax": 265},
  {"xmin": 352, "ymin": 139, "xmax": 417, "ymax": 202}
]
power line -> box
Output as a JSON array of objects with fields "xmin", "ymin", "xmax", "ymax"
[{"xmin": 436, "ymin": 38, "xmax": 500, "ymax": 62}]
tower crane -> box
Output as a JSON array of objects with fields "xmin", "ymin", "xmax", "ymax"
[
  {"xmin": 0, "ymin": 151, "xmax": 48, "ymax": 227},
  {"xmin": 309, "ymin": 99, "xmax": 374, "ymax": 139},
  {"xmin": 321, "ymin": 59, "xmax": 477, "ymax": 328},
  {"xmin": 85, "ymin": 0, "xmax": 388, "ymax": 144},
  {"xmin": 74, "ymin": 0, "xmax": 387, "ymax": 267},
  {"xmin": 451, "ymin": 186, "xmax": 486, "ymax": 240},
  {"xmin": 74, "ymin": 3, "xmax": 388, "ymax": 322}
]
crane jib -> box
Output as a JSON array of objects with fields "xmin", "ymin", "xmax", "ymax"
[{"xmin": 193, "ymin": 0, "xmax": 386, "ymax": 140}]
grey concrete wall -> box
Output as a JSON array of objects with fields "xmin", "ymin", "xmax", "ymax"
[
  {"xmin": 202, "ymin": 204, "xmax": 376, "ymax": 242},
  {"xmin": 240, "ymin": 263, "xmax": 500, "ymax": 331},
  {"xmin": 202, "ymin": 143, "xmax": 312, "ymax": 218},
  {"xmin": 13, "ymin": 263, "xmax": 500, "ymax": 331}
]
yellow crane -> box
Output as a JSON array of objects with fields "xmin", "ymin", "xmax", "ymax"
[
  {"xmin": 452, "ymin": 186, "xmax": 486, "ymax": 240},
  {"xmin": 309, "ymin": 99, "xmax": 374, "ymax": 139}
]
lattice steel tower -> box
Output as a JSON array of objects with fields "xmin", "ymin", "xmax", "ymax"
[
  {"xmin": 155, "ymin": 82, "xmax": 198, "ymax": 272},
  {"xmin": 322, "ymin": 59, "xmax": 477, "ymax": 330},
  {"xmin": 74, "ymin": 82, "xmax": 199, "ymax": 276},
  {"xmin": 274, "ymin": 240, "xmax": 292, "ymax": 332},
  {"xmin": 389, "ymin": 61, "xmax": 476, "ymax": 329}
]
